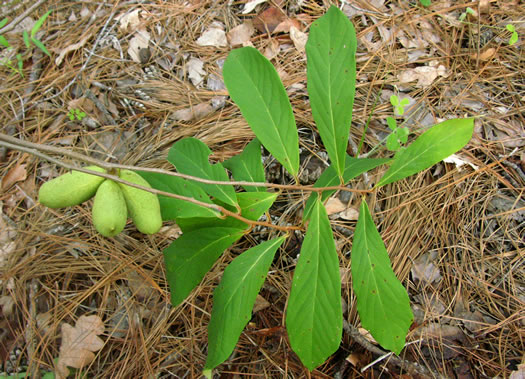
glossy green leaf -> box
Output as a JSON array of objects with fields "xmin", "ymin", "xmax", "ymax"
[
  {"xmin": 223, "ymin": 139, "xmax": 266, "ymax": 192},
  {"xmin": 0, "ymin": 18, "xmax": 8, "ymax": 29},
  {"xmin": 286, "ymin": 199, "xmax": 342, "ymax": 370},
  {"xmin": 31, "ymin": 10, "xmax": 51, "ymax": 38},
  {"xmin": 419, "ymin": 0, "xmax": 431, "ymax": 6},
  {"xmin": 164, "ymin": 227, "xmax": 244, "ymax": 307},
  {"xmin": 168, "ymin": 137, "xmax": 238, "ymax": 207},
  {"xmin": 351, "ymin": 200, "xmax": 413, "ymax": 354},
  {"xmin": 377, "ymin": 118, "xmax": 474, "ymax": 187},
  {"xmin": 223, "ymin": 47, "xmax": 299, "ymax": 177},
  {"xmin": 306, "ymin": 6, "xmax": 357, "ymax": 177},
  {"xmin": 138, "ymin": 171, "xmax": 219, "ymax": 220},
  {"xmin": 204, "ymin": 236, "xmax": 286, "ymax": 372},
  {"xmin": 303, "ymin": 155, "xmax": 389, "ymax": 220},
  {"xmin": 176, "ymin": 191, "xmax": 278, "ymax": 233}
]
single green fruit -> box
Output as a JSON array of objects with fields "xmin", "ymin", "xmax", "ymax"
[
  {"xmin": 92, "ymin": 179, "xmax": 128, "ymax": 237},
  {"xmin": 38, "ymin": 166, "xmax": 107, "ymax": 208},
  {"xmin": 118, "ymin": 170, "xmax": 162, "ymax": 234}
]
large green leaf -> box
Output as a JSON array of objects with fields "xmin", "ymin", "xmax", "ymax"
[
  {"xmin": 223, "ymin": 47, "xmax": 299, "ymax": 177},
  {"xmin": 164, "ymin": 227, "xmax": 244, "ymax": 307},
  {"xmin": 351, "ymin": 200, "xmax": 413, "ymax": 354},
  {"xmin": 306, "ymin": 6, "xmax": 357, "ymax": 178},
  {"xmin": 168, "ymin": 138, "xmax": 238, "ymax": 207},
  {"xmin": 176, "ymin": 191, "xmax": 278, "ymax": 233},
  {"xmin": 204, "ymin": 236, "xmax": 286, "ymax": 373},
  {"xmin": 286, "ymin": 199, "xmax": 342, "ymax": 370},
  {"xmin": 223, "ymin": 139, "xmax": 266, "ymax": 192},
  {"xmin": 377, "ymin": 118, "xmax": 474, "ymax": 187},
  {"xmin": 303, "ymin": 155, "xmax": 389, "ymax": 220},
  {"xmin": 138, "ymin": 171, "xmax": 219, "ymax": 220}
]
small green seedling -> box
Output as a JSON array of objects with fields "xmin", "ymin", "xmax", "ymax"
[
  {"xmin": 390, "ymin": 94, "xmax": 410, "ymax": 115},
  {"xmin": 458, "ymin": 7, "xmax": 475, "ymax": 22},
  {"xmin": 68, "ymin": 108, "xmax": 86, "ymax": 121},
  {"xmin": 419, "ymin": 0, "xmax": 431, "ymax": 6},
  {"xmin": 386, "ymin": 117, "xmax": 409, "ymax": 151},
  {"xmin": 506, "ymin": 24, "xmax": 518, "ymax": 45}
]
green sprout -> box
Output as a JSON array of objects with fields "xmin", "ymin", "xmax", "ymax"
[
  {"xmin": 22, "ymin": 10, "xmax": 52, "ymax": 56},
  {"xmin": 506, "ymin": 24, "xmax": 518, "ymax": 45},
  {"xmin": 390, "ymin": 94, "xmax": 410, "ymax": 115},
  {"xmin": 68, "ymin": 108, "xmax": 87, "ymax": 121},
  {"xmin": 459, "ymin": 7, "xmax": 475, "ymax": 22}
]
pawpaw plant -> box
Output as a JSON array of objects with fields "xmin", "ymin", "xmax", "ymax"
[{"xmin": 37, "ymin": 5, "xmax": 474, "ymax": 374}]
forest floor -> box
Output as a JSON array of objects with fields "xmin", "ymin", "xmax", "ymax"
[{"xmin": 0, "ymin": 0, "xmax": 524, "ymax": 378}]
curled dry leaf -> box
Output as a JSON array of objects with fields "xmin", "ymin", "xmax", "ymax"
[
  {"xmin": 227, "ymin": 21, "xmax": 255, "ymax": 46},
  {"xmin": 55, "ymin": 34, "xmax": 91, "ymax": 66},
  {"xmin": 1, "ymin": 162, "xmax": 27, "ymax": 191},
  {"xmin": 187, "ymin": 57, "xmax": 206, "ymax": 87},
  {"xmin": 398, "ymin": 63, "xmax": 449, "ymax": 88},
  {"xmin": 253, "ymin": 6, "xmax": 286, "ymax": 33},
  {"xmin": 197, "ymin": 26, "xmax": 228, "ymax": 47},
  {"xmin": 242, "ymin": 0, "xmax": 268, "ymax": 14},
  {"xmin": 56, "ymin": 315, "xmax": 104, "ymax": 379},
  {"xmin": 128, "ymin": 30, "xmax": 150, "ymax": 63},
  {"xmin": 290, "ymin": 26, "xmax": 307, "ymax": 52}
]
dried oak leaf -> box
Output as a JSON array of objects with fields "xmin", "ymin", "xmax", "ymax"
[{"xmin": 56, "ymin": 315, "xmax": 104, "ymax": 379}]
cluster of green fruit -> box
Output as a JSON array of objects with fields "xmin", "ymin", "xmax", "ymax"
[{"xmin": 38, "ymin": 166, "xmax": 162, "ymax": 237}]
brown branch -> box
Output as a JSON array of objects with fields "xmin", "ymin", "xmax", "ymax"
[
  {"xmin": 0, "ymin": 138, "xmax": 301, "ymax": 233},
  {"xmin": 0, "ymin": 133, "xmax": 372, "ymax": 194}
]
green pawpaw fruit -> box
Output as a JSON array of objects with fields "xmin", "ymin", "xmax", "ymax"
[
  {"xmin": 92, "ymin": 179, "xmax": 128, "ymax": 237},
  {"xmin": 38, "ymin": 166, "xmax": 107, "ymax": 208},
  {"xmin": 118, "ymin": 170, "xmax": 162, "ymax": 234}
]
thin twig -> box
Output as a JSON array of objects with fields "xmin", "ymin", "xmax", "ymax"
[
  {"xmin": 342, "ymin": 320, "xmax": 447, "ymax": 378},
  {"xmin": 0, "ymin": 133, "xmax": 372, "ymax": 194},
  {"xmin": 0, "ymin": 139, "xmax": 301, "ymax": 232}
]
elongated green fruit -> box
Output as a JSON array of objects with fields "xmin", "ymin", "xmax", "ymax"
[
  {"xmin": 38, "ymin": 166, "xmax": 107, "ymax": 208},
  {"xmin": 92, "ymin": 180, "xmax": 128, "ymax": 237},
  {"xmin": 118, "ymin": 170, "xmax": 162, "ymax": 234}
]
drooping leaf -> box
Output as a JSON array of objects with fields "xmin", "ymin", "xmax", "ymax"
[
  {"xmin": 176, "ymin": 191, "xmax": 278, "ymax": 233},
  {"xmin": 164, "ymin": 227, "xmax": 244, "ymax": 307},
  {"xmin": 223, "ymin": 47, "xmax": 299, "ymax": 177},
  {"xmin": 306, "ymin": 6, "xmax": 357, "ymax": 178},
  {"xmin": 351, "ymin": 200, "xmax": 413, "ymax": 354},
  {"xmin": 223, "ymin": 138, "xmax": 266, "ymax": 192},
  {"xmin": 303, "ymin": 155, "xmax": 389, "ymax": 220},
  {"xmin": 286, "ymin": 199, "xmax": 342, "ymax": 370},
  {"xmin": 204, "ymin": 236, "xmax": 286, "ymax": 373},
  {"xmin": 138, "ymin": 171, "xmax": 219, "ymax": 220},
  {"xmin": 377, "ymin": 118, "xmax": 474, "ymax": 187},
  {"xmin": 168, "ymin": 137, "xmax": 238, "ymax": 207}
]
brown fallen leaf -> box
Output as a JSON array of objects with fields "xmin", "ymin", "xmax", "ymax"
[
  {"xmin": 253, "ymin": 7, "xmax": 286, "ymax": 33},
  {"xmin": 227, "ymin": 21, "xmax": 255, "ymax": 46},
  {"xmin": 56, "ymin": 315, "xmax": 104, "ymax": 379},
  {"xmin": 1, "ymin": 163, "xmax": 27, "ymax": 190},
  {"xmin": 471, "ymin": 47, "xmax": 496, "ymax": 61}
]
